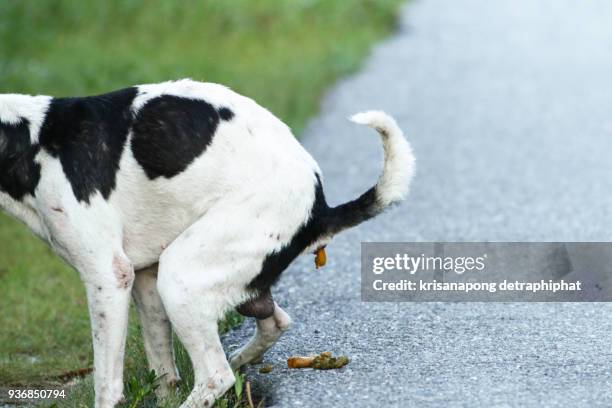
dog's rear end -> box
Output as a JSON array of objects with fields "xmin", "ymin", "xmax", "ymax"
[
  {"xmin": 245, "ymin": 110, "xmax": 416, "ymax": 293},
  {"xmin": 312, "ymin": 111, "xmax": 416, "ymax": 246},
  {"xmin": 155, "ymin": 101, "xmax": 416, "ymax": 407},
  {"xmin": 232, "ymin": 110, "xmax": 415, "ymax": 368}
]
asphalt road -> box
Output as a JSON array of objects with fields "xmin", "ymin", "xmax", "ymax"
[{"xmin": 224, "ymin": 1, "xmax": 612, "ymax": 406}]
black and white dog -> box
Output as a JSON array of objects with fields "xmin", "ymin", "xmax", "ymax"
[{"xmin": 0, "ymin": 79, "xmax": 415, "ymax": 407}]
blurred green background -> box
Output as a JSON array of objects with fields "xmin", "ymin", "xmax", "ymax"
[{"xmin": 0, "ymin": 0, "xmax": 401, "ymax": 405}]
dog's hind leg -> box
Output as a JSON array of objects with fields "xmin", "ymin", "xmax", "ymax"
[
  {"xmin": 132, "ymin": 265, "xmax": 180, "ymax": 398},
  {"xmin": 156, "ymin": 211, "xmax": 253, "ymax": 406},
  {"xmin": 156, "ymin": 195, "xmax": 303, "ymax": 407},
  {"xmin": 230, "ymin": 292, "xmax": 292, "ymax": 370}
]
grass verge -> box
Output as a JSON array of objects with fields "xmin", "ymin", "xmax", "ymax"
[
  {"xmin": 0, "ymin": 0, "xmax": 403, "ymax": 406},
  {"xmin": 46, "ymin": 313, "xmax": 247, "ymax": 408}
]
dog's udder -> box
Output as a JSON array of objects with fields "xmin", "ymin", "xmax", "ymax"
[{"xmin": 113, "ymin": 255, "xmax": 134, "ymax": 289}]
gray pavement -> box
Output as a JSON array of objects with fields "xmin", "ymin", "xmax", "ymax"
[{"xmin": 224, "ymin": 1, "xmax": 612, "ymax": 406}]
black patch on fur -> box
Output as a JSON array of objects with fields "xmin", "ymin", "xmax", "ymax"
[
  {"xmin": 248, "ymin": 175, "xmax": 330, "ymax": 291},
  {"xmin": 0, "ymin": 118, "xmax": 41, "ymax": 200},
  {"xmin": 132, "ymin": 96, "xmax": 231, "ymax": 180},
  {"xmin": 236, "ymin": 289, "xmax": 275, "ymax": 319},
  {"xmin": 39, "ymin": 87, "xmax": 138, "ymax": 203},
  {"xmin": 218, "ymin": 107, "xmax": 234, "ymax": 121}
]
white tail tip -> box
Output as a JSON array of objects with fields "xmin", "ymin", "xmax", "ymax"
[
  {"xmin": 349, "ymin": 110, "xmax": 399, "ymax": 132},
  {"xmin": 350, "ymin": 110, "xmax": 414, "ymax": 207}
]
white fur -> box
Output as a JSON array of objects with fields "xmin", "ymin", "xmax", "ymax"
[
  {"xmin": 0, "ymin": 192, "xmax": 46, "ymax": 239},
  {"xmin": 0, "ymin": 94, "xmax": 51, "ymax": 143},
  {"xmin": 0, "ymin": 81, "xmax": 414, "ymax": 408},
  {"xmin": 350, "ymin": 110, "xmax": 416, "ymax": 208}
]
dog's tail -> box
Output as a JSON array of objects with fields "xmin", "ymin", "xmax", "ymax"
[
  {"xmin": 247, "ymin": 111, "xmax": 415, "ymax": 290},
  {"xmin": 322, "ymin": 111, "xmax": 415, "ymax": 236}
]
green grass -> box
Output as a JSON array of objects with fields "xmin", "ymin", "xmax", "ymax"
[
  {"xmin": 0, "ymin": 0, "xmax": 402, "ymax": 406},
  {"xmin": 47, "ymin": 317, "xmax": 250, "ymax": 408}
]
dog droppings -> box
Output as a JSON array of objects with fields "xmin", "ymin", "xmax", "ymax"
[
  {"xmin": 314, "ymin": 247, "xmax": 327, "ymax": 269},
  {"xmin": 287, "ymin": 352, "xmax": 349, "ymax": 370}
]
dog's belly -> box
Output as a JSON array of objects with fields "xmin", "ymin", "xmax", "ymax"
[{"xmin": 122, "ymin": 214, "xmax": 200, "ymax": 270}]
